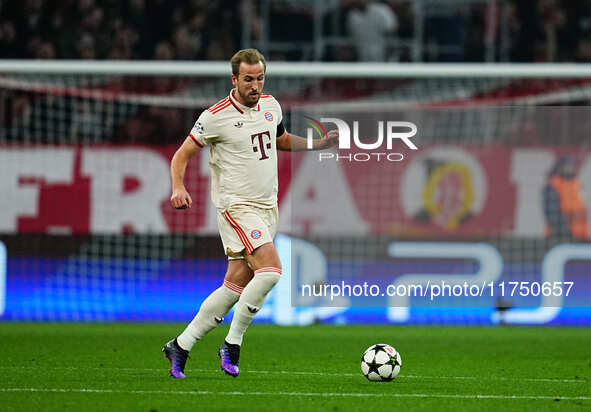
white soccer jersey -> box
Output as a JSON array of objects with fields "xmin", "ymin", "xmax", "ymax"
[{"xmin": 188, "ymin": 90, "xmax": 283, "ymax": 210}]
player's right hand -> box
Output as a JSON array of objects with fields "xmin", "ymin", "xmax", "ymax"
[{"xmin": 170, "ymin": 188, "xmax": 192, "ymax": 210}]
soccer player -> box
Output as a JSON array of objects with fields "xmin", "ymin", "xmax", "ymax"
[{"xmin": 162, "ymin": 49, "xmax": 338, "ymax": 379}]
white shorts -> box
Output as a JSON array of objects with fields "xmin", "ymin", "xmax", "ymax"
[{"xmin": 217, "ymin": 204, "xmax": 278, "ymax": 260}]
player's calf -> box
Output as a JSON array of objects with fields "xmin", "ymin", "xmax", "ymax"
[
  {"xmin": 220, "ymin": 266, "xmax": 281, "ymax": 377},
  {"xmin": 175, "ymin": 281, "xmax": 242, "ymax": 353},
  {"xmin": 225, "ymin": 267, "xmax": 281, "ymax": 347}
]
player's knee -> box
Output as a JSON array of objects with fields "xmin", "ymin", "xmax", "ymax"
[
  {"xmin": 224, "ymin": 260, "xmax": 254, "ymax": 287},
  {"xmin": 249, "ymin": 243, "xmax": 281, "ymax": 271}
]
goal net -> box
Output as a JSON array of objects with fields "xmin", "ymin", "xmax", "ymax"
[{"xmin": 1, "ymin": 61, "xmax": 590, "ymax": 324}]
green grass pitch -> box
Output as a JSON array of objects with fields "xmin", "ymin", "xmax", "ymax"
[{"xmin": 1, "ymin": 323, "xmax": 590, "ymax": 411}]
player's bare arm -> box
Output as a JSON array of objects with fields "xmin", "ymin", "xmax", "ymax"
[
  {"xmin": 170, "ymin": 136, "xmax": 201, "ymax": 209},
  {"xmin": 276, "ymin": 129, "xmax": 339, "ymax": 152}
]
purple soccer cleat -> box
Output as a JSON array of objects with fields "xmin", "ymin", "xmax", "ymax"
[
  {"xmin": 218, "ymin": 340, "xmax": 240, "ymax": 377},
  {"xmin": 162, "ymin": 339, "xmax": 189, "ymax": 379}
]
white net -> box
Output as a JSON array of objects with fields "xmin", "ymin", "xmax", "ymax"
[{"xmin": 1, "ymin": 62, "xmax": 590, "ymax": 323}]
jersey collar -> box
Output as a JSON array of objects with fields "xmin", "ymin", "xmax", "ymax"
[{"xmin": 229, "ymin": 89, "xmax": 261, "ymax": 114}]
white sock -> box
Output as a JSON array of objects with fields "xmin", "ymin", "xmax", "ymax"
[
  {"xmin": 177, "ymin": 280, "xmax": 242, "ymax": 351},
  {"xmin": 225, "ymin": 267, "xmax": 281, "ymax": 346}
]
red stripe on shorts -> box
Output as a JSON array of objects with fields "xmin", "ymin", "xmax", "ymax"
[{"xmin": 224, "ymin": 211, "xmax": 254, "ymax": 254}]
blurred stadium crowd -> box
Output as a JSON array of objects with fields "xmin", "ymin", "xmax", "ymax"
[{"xmin": 2, "ymin": 0, "xmax": 591, "ymax": 62}]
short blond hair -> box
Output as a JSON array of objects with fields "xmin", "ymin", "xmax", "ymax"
[{"xmin": 231, "ymin": 49, "xmax": 266, "ymax": 76}]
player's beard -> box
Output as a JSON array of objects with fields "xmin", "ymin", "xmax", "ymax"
[{"xmin": 239, "ymin": 89, "xmax": 260, "ymax": 107}]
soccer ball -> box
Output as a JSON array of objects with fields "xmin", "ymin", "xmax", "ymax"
[{"xmin": 361, "ymin": 343, "xmax": 402, "ymax": 382}]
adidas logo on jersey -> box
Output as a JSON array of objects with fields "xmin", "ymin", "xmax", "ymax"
[{"xmin": 234, "ymin": 121, "xmax": 243, "ymax": 128}]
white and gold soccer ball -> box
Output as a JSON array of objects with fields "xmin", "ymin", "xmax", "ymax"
[{"xmin": 361, "ymin": 344, "xmax": 402, "ymax": 382}]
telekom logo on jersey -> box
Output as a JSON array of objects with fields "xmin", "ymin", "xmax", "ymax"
[
  {"xmin": 306, "ymin": 117, "xmax": 419, "ymax": 162},
  {"xmin": 251, "ymin": 131, "xmax": 272, "ymax": 160}
]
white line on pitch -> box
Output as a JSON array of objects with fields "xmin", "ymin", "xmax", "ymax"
[
  {"xmin": 0, "ymin": 388, "xmax": 590, "ymax": 401},
  {"xmin": 240, "ymin": 370, "xmax": 587, "ymax": 384},
  {"xmin": 0, "ymin": 366, "xmax": 586, "ymax": 384}
]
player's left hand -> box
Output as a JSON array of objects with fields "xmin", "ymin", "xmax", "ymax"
[{"xmin": 321, "ymin": 129, "xmax": 339, "ymax": 149}]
